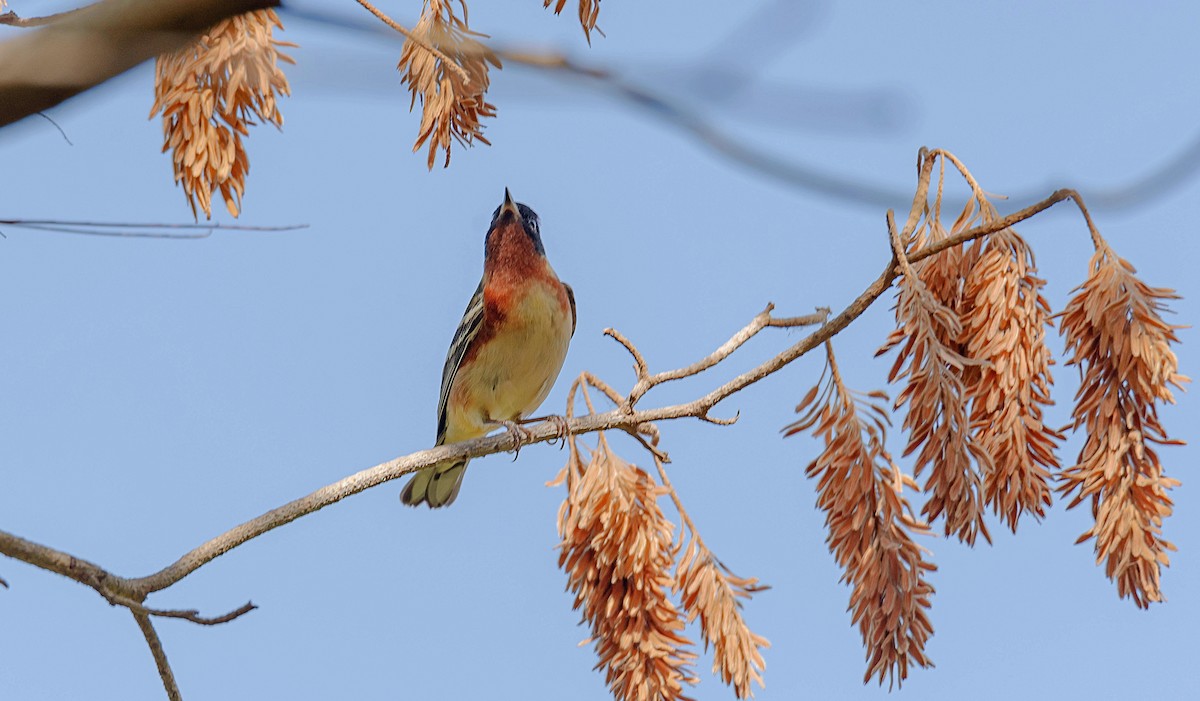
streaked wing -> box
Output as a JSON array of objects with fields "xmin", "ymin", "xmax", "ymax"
[
  {"xmin": 564, "ymin": 282, "xmax": 577, "ymax": 337},
  {"xmin": 437, "ymin": 280, "xmax": 485, "ymax": 444}
]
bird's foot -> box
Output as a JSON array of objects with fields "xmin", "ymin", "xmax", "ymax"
[
  {"xmin": 519, "ymin": 414, "xmax": 572, "ymax": 449},
  {"xmin": 493, "ymin": 419, "xmax": 534, "ymax": 460},
  {"xmin": 545, "ymin": 415, "xmax": 571, "ymax": 448}
]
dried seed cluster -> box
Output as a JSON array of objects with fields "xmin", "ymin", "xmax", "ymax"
[
  {"xmin": 787, "ymin": 347, "xmax": 936, "ymax": 687},
  {"xmin": 675, "ymin": 534, "xmax": 769, "ymax": 698},
  {"xmin": 792, "ymin": 151, "xmax": 1185, "ymax": 685},
  {"xmin": 556, "ymin": 434, "xmax": 698, "ymax": 701},
  {"xmin": 152, "ymin": 9, "xmax": 293, "ymax": 218},
  {"xmin": 1058, "ymin": 243, "xmax": 1187, "ymax": 607},
  {"xmin": 398, "ymin": 0, "xmax": 500, "ymax": 169}
]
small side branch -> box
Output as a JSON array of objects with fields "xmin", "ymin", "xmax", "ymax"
[
  {"xmin": 353, "ymin": 0, "xmax": 470, "ymax": 83},
  {"xmin": 0, "ymin": 529, "xmax": 256, "ymax": 625},
  {"xmin": 611, "ymin": 303, "xmax": 829, "ymax": 411},
  {"xmin": 133, "ymin": 612, "xmax": 182, "ymax": 701}
]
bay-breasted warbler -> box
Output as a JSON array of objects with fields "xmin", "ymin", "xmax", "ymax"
[{"xmin": 401, "ymin": 189, "xmax": 576, "ymax": 507}]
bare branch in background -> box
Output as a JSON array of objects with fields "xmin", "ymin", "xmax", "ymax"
[
  {"xmin": 0, "ymin": 0, "xmax": 280, "ymax": 127},
  {"xmin": 0, "ymin": 219, "xmax": 307, "ymax": 238}
]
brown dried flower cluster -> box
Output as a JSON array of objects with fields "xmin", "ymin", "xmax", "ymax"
[
  {"xmin": 1057, "ymin": 242, "xmax": 1187, "ymax": 607},
  {"xmin": 552, "ymin": 376, "xmax": 769, "ymax": 699},
  {"xmin": 879, "ymin": 161, "xmax": 1065, "ymax": 543},
  {"xmin": 544, "ymin": 0, "xmax": 604, "ymax": 44},
  {"xmin": 879, "ymin": 205, "xmax": 992, "ymax": 545},
  {"xmin": 872, "ymin": 150, "xmax": 1185, "ymax": 609},
  {"xmin": 554, "ymin": 432, "xmax": 698, "ymax": 701},
  {"xmin": 960, "ymin": 204, "xmax": 1060, "ymax": 532},
  {"xmin": 786, "ymin": 344, "xmax": 936, "ymax": 687},
  {"xmin": 397, "ymin": 0, "xmax": 500, "ymax": 169},
  {"xmin": 675, "ymin": 536, "xmax": 769, "ymax": 698},
  {"xmin": 152, "ymin": 9, "xmax": 293, "ymax": 219}
]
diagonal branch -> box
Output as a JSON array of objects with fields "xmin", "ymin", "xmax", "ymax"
[
  {"xmin": 0, "ymin": 529, "xmax": 255, "ymax": 624},
  {"xmin": 0, "ymin": 151, "xmax": 1102, "ymax": 699},
  {"xmin": 2, "ymin": 152, "xmax": 1083, "ymax": 598},
  {"xmin": 133, "ymin": 612, "xmax": 182, "ymax": 701},
  {"xmin": 5, "ymin": 160, "xmax": 1079, "ymax": 598}
]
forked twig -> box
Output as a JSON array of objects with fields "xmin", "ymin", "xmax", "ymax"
[{"xmin": 608, "ymin": 303, "xmax": 829, "ymax": 412}]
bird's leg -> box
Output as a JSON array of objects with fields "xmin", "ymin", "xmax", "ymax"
[
  {"xmin": 519, "ymin": 414, "xmax": 572, "ymax": 448},
  {"xmin": 487, "ymin": 418, "xmax": 534, "ymax": 460}
]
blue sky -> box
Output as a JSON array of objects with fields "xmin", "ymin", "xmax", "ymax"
[{"xmin": 1, "ymin": 1, "xmax": 1197, "ymax": 699}]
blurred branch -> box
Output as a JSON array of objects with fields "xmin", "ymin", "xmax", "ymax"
[
  {"xmin": 0, "ymin": 0, "xmax": 279, "ymax": 127},
  {"xmin": 285, "ymin": 5, "xmax": 1200, "ymax": 212},
  {"xmin": 495, "ymin": 48, "xmax": 904, "ymax": 208},
  {"xmin": 0, "ymin": 218, "xmax": 308, "ymax": 239}
]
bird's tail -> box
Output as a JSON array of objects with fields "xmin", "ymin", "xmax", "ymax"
[{"xmin": 400, "ymin": 459, "xmax": 470, "ymax": 508}]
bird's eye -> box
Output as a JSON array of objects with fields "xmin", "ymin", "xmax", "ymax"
[{"xmin": 525, "ymin": 217, "xmax": 539, "ymax": 236}]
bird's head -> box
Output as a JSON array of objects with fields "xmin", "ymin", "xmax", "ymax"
[{"xmin": 488, "ymin": 187, "xmax": 545, "ymax": 256}]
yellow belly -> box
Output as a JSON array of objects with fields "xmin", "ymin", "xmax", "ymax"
[{"xmin": 443, "ymin": 279, "xmax": 572, "ymax": 443}]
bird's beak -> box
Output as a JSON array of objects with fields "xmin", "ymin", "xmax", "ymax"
[{"xmin": 499, "ymin": 187, "xmax": 520, "ymax": 219}]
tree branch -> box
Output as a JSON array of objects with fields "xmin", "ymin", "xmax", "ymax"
[
  {"xmin": 0, "ymin": 149, "xmax": 1099, "ymax": 699},
  {"xmin": 0, "ymin": 0, "xmax": 280, "ymax": 127},
  {"xmin": 133, "ymin": 611, "xmax": 182, "ymax": 701},
  {"xmin": 1, "ymin": 163, "xmax": 1087, "ymax": 599}
]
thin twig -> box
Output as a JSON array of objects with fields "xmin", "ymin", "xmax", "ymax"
[
  {"xmin": 887, "ymin": 210, "xmax": 915, "ymax": 279},
  {"xmin": 150, "ymin": 600, "xmax": 256, "ymax": 625},
  {"xmin": 928, "ymin": 148, "xmax": 987, "ymax": 203},
  {"xmin": 570, "ymin": 371, "xmax": 671, "ymax": 462},
  {"xmin": 907, "ymin": 188, "xmax": 1084, "ymax": 263},
  {"xmin": 616, "ymin": 302, "xmax": 823, "ymax": 411},
  {"xmin": 1064, "ymin": 190, "xmax": 1105, "ymax": 248},
  {"xmin": 353, "ymin": 0, "xmax": 471, "ymax": 83},
  {"xmin": 35, "ymin": 112, "xmax": 73, "ymax": 144},
  {"xmin": 767, "ymin": 308, "xmax": 830, "ymax": 327},
  {"xmin": 653, "ymin": 456, "xmax": 701, "ymax": 542},
  {"xmin": 111, "ymin": 592, "xmax": 257, "ymax": 625},
  {"xmin": 0, "ymin": 9, "xmax": 86, "ymax": 27},
  {"xmin": 132, "ymin": 612, "xmax": 182, "ymax": 701},
  {"xmin": 0, "ymin": 219, "xmax": 307, "ymax": 239},
  {"xmin": 603, "ymin": 327, "xmax": 649, "ymax": 380}
]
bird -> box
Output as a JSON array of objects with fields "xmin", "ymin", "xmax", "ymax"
[{"xmin": 401, "ymin": 188, "xmax": 576, "ymax": 508}]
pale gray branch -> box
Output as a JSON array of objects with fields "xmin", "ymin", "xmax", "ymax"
[
  {"xmin": 133, "ymin": 612, "xmax": 182, "ymax": 701},
  {"xmin": 1, "ymin": 167, "xmax": 1086, "ymax": 600},
  {"xmin": 0, "ymin": 148, "xmax": 1094, "ymax": 699}
]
